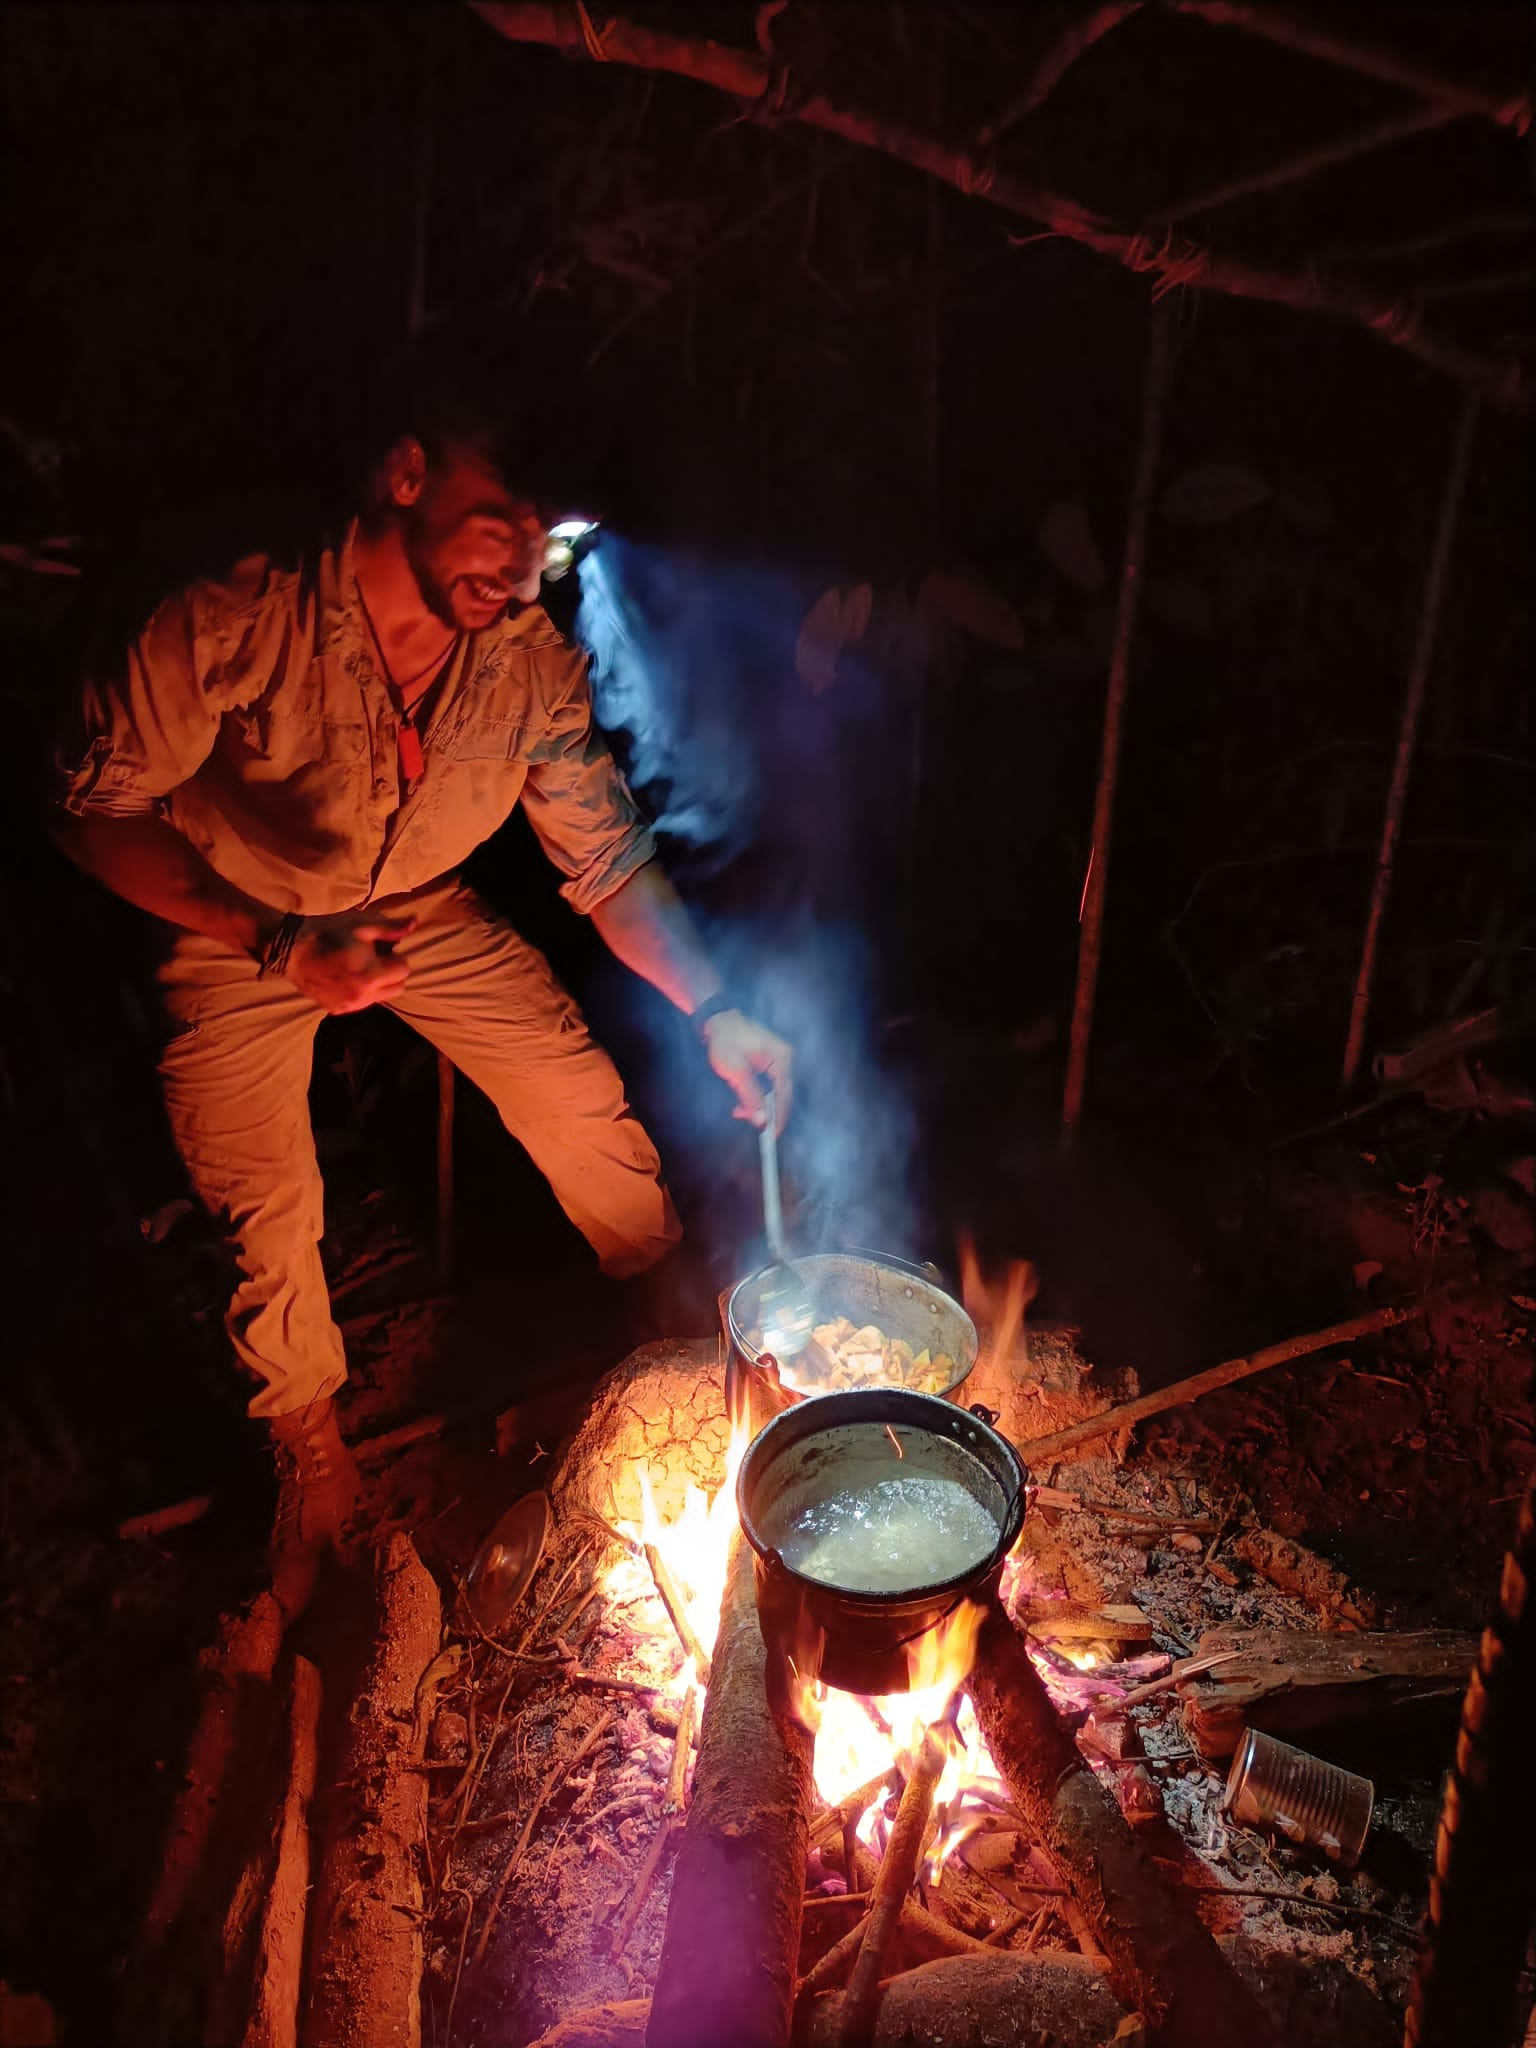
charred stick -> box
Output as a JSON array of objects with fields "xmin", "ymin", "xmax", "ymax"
[
  {"xmin": 835, "ymin": 1727, "xmax": 946, "ymax": 2046},
  {"xmin": 570, "ymin": 1670, "xmax": 661, "ymax": 1697},
  {"xmin": 472, "ymin": 1707, "xmax": 617, "ymax": 1965},
  {"xmin": 796, "ymin": 1910, "xmax": 871, "ymax": 1998},
  {"xmin": 665, "ymin": 1687, "xmax": 698, "ymax": 1813},
  {"xmin": 982, "ymin": 1902, "xmax": 1035, "ymax": 1947},
  {"xmin": 581, "ymin": 1792, "xmax": 654, "ymax": 1833},
  {"xmin": 1184, "ymin": 1882, "xmax": 1415, "ymax": 1931},
  {"xmin": 643, "ymin": 1540, "xmax": 712, "ymax": 1688},
  {"xmin": 609, "ymin": 1815, "xmax": 680, "ymax": 1960},
  {"xmin": 1119, "ymin": 1648, "xmax": 1245, "ymax": 1707},
  {"xmin": 810, "ymin": 1768, "xmax": 896, "ymax": 1848}
]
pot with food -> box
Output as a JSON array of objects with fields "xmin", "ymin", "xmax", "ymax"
[{"xmin": 725, "ymin": 1250, "xmax": 978, "ymax": 1410}]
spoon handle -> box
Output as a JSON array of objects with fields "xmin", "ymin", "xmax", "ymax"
[{"xmin": 758, "ymin": 1086, "xmax": 788, "ymax": 1261}]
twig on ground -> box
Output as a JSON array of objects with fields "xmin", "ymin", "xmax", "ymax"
[
  {"xmin": 1204, "ymin": 1490, "xmax": 1243, "ymax": 1570},
  {"xmin": 515, "ymin": 1538, "xmax": 595, "ymax": 1654},
  {"xmin": 606, "ymin": 1691, "xmax": 697, "ymax": 1961},
  {"xmin": 473, "ymin": 1707, "xmax": 619, "ymax": 1965},
  {"xmin": 1183, "ymin": 1881, "xmax": 1416, "ymax": 1932}
]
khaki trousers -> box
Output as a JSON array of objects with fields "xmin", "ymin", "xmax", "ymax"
[{"xmin": 157, "ymin": 876, "xmax": 680, "ymax": 1419}]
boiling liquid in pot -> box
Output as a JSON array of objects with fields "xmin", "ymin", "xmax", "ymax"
[{"xmin": 778, "ymin": 1471, "xmax": 1000, "ymax": 1592}]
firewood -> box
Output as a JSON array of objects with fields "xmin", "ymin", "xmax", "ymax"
[
  {"xmin": 120, "ymin": 1591, "xmax": 288, "ymax": 2047},
  {"xmin": 647, "ymin": 1532, "xmax": 816, "ymax": 2048},
  {"xmin": 526, "ymin": 1998, "xmax": 652, "ymax": 2048},
  {"xmin": 965, "ymin": 1597, "xmax": 1278, "ymax": 2048},
  {"xmin": 643, "ymin": 1540, "xmax": 712, "ymax": 1687},
  {"xmin": 1175, "ymin": 1627, "xmax": 1477, "ymax": 1759},
  {"xmin": 1017, "ymin": 1302, "xmax": 1424, "ymax": 1465},
  {"xmin": 1228, "ymin": 1529, "xmax": 1375, "ymax": 1624},
  {"xmin": 1015, "ymin": 1600, "xmax": 1153, "ymax": 1645},
  {"xmin": 803, "ymin": 1951, "xmax": 1135, "ymax": 2048},
  {"xmin": 304, "ymin": 1536, "xmax": 442, "ymax": 2048},
  {"xmin": 835, "ymin": 1726, "xmax": 947, "ymax": 2044},
  {"xmin": 242, "ymin": 1655, "xmax": 323, "ymax": 2048}
]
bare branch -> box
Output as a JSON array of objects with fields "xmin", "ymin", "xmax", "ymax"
[
  {"xmin": 973, "ymin": 2, "xmax": 1144, "ymax": 150},
  {"xmin": 469, "ymin": 3, "xmax": 1527, "ymax": 402},
  {"xmin": 1169, "ymin": 0, "xmax": 1530, "ymax": 135},
  {"xmin": 1147, "ymin": 99, "xmax": 1458, "ymax": 227},
  {"xmin": 1326, "ymin": 211, "xmax": 1532, "ymax": 267}
]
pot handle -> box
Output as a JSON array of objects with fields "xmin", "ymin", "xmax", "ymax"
[
  {"xmin": 968, "ymin": 1401, "xmax": 999, "ymax": 1428},
  {"xmin": 838, "ymin": 1244, "xmax": 948, "ymax": 1289}
]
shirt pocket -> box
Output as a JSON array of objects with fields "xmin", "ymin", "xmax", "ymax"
[
  {"xmin": 441, "ymin": 713, "xmax": 527, "ymax": 764},
  {"xmin": 224, "ymin": 666, "xmax": 370, "ymax": 777}
]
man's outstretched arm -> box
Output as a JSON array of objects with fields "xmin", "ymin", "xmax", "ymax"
[{"xmin": 590, "ymin": 861, "xmax": 792, "ymax": 1131}]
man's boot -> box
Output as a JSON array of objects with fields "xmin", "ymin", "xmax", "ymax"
[{"xmin": 268, "ymin": 1395, "xmax": 363, "ymax": 1565}]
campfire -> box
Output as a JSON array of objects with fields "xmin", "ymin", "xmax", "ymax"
[
  {"xmin": 131, "ymin": 1314, "xmax": 1475, "ymax": 2048},
  {"xmin": 409, "ymin": 1342, "xmax": 1294, "ymax": 2048}
]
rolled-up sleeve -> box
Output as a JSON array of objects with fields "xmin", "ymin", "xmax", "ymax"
[
  {"xmin": 521, "ymin": 646, "xmax": 657, "ymax": 915},
  {"xmin": 54, "ymin": 584, "xmax": 246, "ymax": 817}
]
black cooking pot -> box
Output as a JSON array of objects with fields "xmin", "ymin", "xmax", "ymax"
[{"xmin": 736, "ymin": 1387, "xmax": 1028, "ymax": 1696}]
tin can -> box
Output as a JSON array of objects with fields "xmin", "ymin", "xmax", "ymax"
[{"xmin": 1224, "ymin": 1728, "xmax": 1374, "ymax": 1867}]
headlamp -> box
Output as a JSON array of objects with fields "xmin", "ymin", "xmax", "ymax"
[{"xmin": 543, "ymin": 518, "xmax": 600, "ymax": 580}]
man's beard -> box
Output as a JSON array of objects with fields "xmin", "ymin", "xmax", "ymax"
[{"xmin": 403, "ymin": 532, "xmax": 462, "ymax": 629}]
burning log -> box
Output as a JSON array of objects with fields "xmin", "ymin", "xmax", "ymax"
[
  {"xmin": 304, "ymin": 1536, "xmax": 442, "ymax": 2048},
  {"xmin": 643, "ymin": 1540, "xmax": 712, "ymax": 1688},
  {"xmin": 965, "ymin": 1597, "xmax": 1279, "ymax": 2048},
  {"xmin": 834, "ymin": 1724, "xmax": 947, "ymax": 2044},
  {"xmin": 647, "ymin": 1532, "xmax": 816, "ymax": 2048}
]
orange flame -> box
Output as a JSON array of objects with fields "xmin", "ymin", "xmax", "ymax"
[
  {"xmin": 602, "ymin": 1413, "xmax": 751, "ymax": 1705},
  {"xmin": 958, "ymin": 1236, "xmax": 1038, "ymax": 1380}
]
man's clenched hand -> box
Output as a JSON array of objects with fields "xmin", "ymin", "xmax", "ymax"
[
  {"xmin": 284, "ymin": 910, "xmax": 416, "ymax": 1013},
  {"xmin": 701, "ymin": 1009, "xmax": 793, "ymax": 1131}
]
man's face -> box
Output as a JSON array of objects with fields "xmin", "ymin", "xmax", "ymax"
[{"xmin": 395, "ymin": 441, "xmax": 547, "ymax": 631}]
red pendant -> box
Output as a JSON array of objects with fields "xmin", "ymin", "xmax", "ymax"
[{"xmin": 399, "ymin": 722, "xmax": 425, "ymax": 786}]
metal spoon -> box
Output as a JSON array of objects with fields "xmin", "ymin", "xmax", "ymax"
[{"xmin": 756, "ymin": 1086, "xmax": 815, "ymax": 1359}]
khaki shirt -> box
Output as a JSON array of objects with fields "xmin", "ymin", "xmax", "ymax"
[{"xmin": 56, "ymin": 525, "xmax": 655, "ymax": 918}]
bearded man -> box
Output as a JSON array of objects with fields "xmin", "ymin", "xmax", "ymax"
[{"xmin": 53, "ymin": 400, "xmax": 790, "ymax": 1561}]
